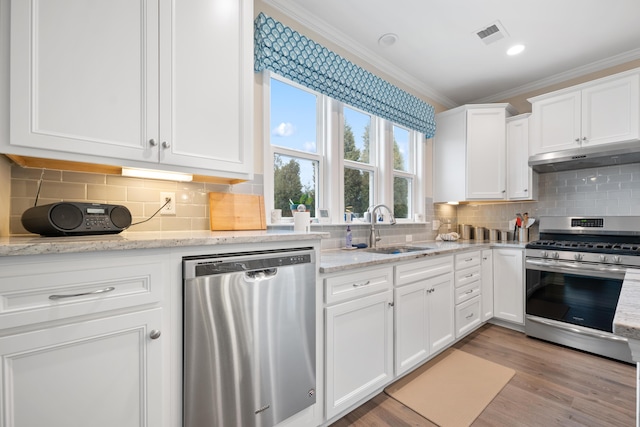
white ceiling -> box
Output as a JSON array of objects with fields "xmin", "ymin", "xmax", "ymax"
[{"xmin": 262, "ymin": 0, "xmax": 640, "ymax": 109}]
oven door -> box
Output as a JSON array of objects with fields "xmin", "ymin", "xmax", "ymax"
[{"xmin": 525, "ymin": 258, "xmax": 626, "ymax": 333}]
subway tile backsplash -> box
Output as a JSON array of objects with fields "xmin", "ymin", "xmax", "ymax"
[
  {"xmin": 9, "ymin": 162, "xmax": 640, "ymax": 245},
  {"xmin": 9, "ymin": 165, "xmax": 264, "ymax": 235}
]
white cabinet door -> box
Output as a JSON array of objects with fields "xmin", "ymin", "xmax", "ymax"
[
  {"xmin": 493, "ymin": 249, "xmax": 524, "ymax": 324},
  {"xmin": 325, "ymin": 291, "xmax": 393, "ymax": 419},
  {"xmin": 0, "ymin": 309, "xmax": 163, "ymax": 427},
  {"xmin": 395, "ymin": 281, "xmax": 429, "ymax": 376},
  {"xmin": 506, "ymin": 114, "xmax": 536, "ymax": 200},
  {"xmin": 581, "ymin": 73, "xmax": 640, "ymax": 148},
  {"xmin": 466, "ymin": 108, "xmax": 507, "ymax": 200},
  {"xmin": 159, "ymin": 0, "xmax": 252, "ymax": 175},
  {"xmin": 481, "ymin": 250, "xmax": 494, "ymax": 321},
  {"xmin": 394, "ymin": 273, "xmax": 454, "ymax": 376},
  {"xmin": 530, "ymin": 91, "xmax": 581, "ymax": 155},
  {"xmin": 9, "ymin": 0, "xmax": 159, "ymax": 162},
  {"xmin": 427, "ymin": 274, "xmax": 455, "ymax": 354}
]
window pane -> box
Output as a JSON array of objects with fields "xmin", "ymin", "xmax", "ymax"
[
  {"xmin": 344, "ymin": 106, "xmax": 372, "ymax": 164},
  {"xmin": 274, "ymin": 154, "xmax": 317, "ymax": 217},
  {"xmin": 270, "ymin": 78, "xmax": 317, "ymax": 153},
  {"xmin": 393, "ymin": 125, "xmax": 410, "ymax": 172},
  {"xmin": 344, "ymin": 167, "xmax": 372, "ymax": 217},
  {"xmin": 393, "ymin": 176, "xmax": 411, "ymax": 219}
]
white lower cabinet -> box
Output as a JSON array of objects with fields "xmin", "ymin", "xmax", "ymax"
[
  {"xmin": 0, "ymin": 309, "xmax": 162, "ymax": 427},
  {"xmin": 324, "ymin": 267, "xmax": 394, "ymax": 420},
  {"xmin": 0, "ymin": 251, "xmax": 167, "ymax": 427},
  {"xmin": 493, "ymin": 248, "xmax": 524, "ymax": 324},
  {"xmin": 394, "ymin": 258, "xmax": 455, "ymax": 376},
  {"xmin": 481, "ymin": 250, "xmax": 494, "ymax": 321}
]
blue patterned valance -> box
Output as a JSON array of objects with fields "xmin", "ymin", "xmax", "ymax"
[{"xmin": 254, "ymin": 13, "xmax": 436, "ymax": 138}]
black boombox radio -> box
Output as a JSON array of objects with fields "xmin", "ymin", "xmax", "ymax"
[{"xmin": 21, "ymin": 202, "xmax": 132, "ymax": 236}]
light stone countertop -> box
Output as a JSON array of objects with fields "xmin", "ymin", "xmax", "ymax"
[
  {"xmin": 613, "ymin": 269, "xmax": 640, "ymax": 341},
  {"xmin": 0, "ymin": 230, "xmax": 327, "ymax": 257},
  {"xmin": 320, "ymin": 240, "xmax": 527, "ymax": 274}
]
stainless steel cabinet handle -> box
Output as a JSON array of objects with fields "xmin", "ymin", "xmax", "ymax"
[
  {"xmin": 575, "ymin": 138, "xmax": 580, "ymax": 142},
  {"xmin": 524, "ymin": 189, "xmax": 528, "ymax": 192},
  {"xmin": 466, "ymin": 312, "xmax": 474, "ymax": 319},
  {"xmin": 388, "ymin": 302, "xmax": 394, "ymax": 307},
  {"xmin": 465, "ymin": 289, "xmax": 474, "ymax": 294},
  {"xmin": 162, "ymin": 141, "xmax": 171, "ymax": 149},
  {"xmin": 49, "ymin": 286, "xmax": 116, "ymax": 300},
  {"xmin": 149, "ymin": 138, "xmax": 158, "ymax": 146},
  {"xmin": 352, "ymin": 280, "xmax": 371, "ymax": 288},
  {"xmin": 465, "ymin": 258, "xmax": 472, "ymax": 262},
  {"xmin": 465, "ymin": 273, "xmax": 473, "ymax": 278},
  {"xmin": 582, "ymin": 136, "xmax": 587, "ymax": 141},
  {"xmin": 149, "ymin": 330, "xmax": 161, "ymax": 340}
]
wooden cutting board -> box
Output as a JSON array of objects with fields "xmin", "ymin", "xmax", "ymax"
[{"xmin": 208, "ymin": 192, "xmax": 266, "ymax": 230}]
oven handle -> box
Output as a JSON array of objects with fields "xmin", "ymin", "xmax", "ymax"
[
  {"xmin": 525, "ymin": 258, "xmax": 626, "ymax": 279},
  {"xmin": 526, "ymin": 316, "xmax": 628, "ymax": 343}
]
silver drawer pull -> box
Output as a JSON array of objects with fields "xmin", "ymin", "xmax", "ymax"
[
  {"xmin": 149, "ymin": 329, "xmax": 162, "ymax": 340},
  {"xmin": 49, "ymin": 286, "xmax": 116, "ymax": 300},
  {"xmin": 465, "ymin": 289, "xmax": 474, "ymax": 294},
  {"xmin": 465, "ymin": 258, "xmax": 473, "ymax": 262},
  {"xmin": 465, "ymin": 273, "xmax": 474, "ymax": 278},
  {"xmin": 352, "ymin": 280, "xmax": 371, "ymax": 288},
  {"xmin": 466, "ymin": 312, "xmax": 474, "ymax": 319}
]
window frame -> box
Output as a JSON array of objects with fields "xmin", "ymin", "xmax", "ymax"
[{"xmin": 263, "ymin": 71, "xmax": 425, "ymax": 225}]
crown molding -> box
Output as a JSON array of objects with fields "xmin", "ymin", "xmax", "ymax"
[
  {"xmin": 473, "ymin": 48, "xmax": 640, "ymax": 103},
  {"xmin": 260, "ymin": 0, "xmax": 458, "ymax": 109}
]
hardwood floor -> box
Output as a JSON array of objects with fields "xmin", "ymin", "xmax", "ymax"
[{"xmin": 331, "ymin": 324, "xmax": 636, "ymax": 426}]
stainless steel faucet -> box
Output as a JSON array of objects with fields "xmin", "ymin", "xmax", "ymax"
[{"xmin": 367, "ymin": 204, "xmax": 397, "ymax": 248}]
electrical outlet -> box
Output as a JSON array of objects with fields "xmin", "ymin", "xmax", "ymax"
[
  {"xmin": 432, "ymin": 219, "xmax": 441, "ymax": 230},
  {"xmin": 160, "ymin": 192, "xmax": 176, "ymax": 215},
  {"xmin": 405, "ymin": 234, "xmax": 413, "ymax": 242}
]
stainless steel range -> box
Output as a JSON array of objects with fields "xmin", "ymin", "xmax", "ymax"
[{"xmin": 525, "ymin": 216, "xmax": 640, "ymax": 363}]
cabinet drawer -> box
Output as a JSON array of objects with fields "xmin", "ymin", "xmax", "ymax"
[
  {"xmin": 455, "ymin": 266, "xmax": 481, "ymax": 288},
  {"xmin": 455, "ymin": 281, "xmax": 481, "ymax": 305},
  {"xmin": 455, "ymin": 296, "xmax": 482, "ymax": 338},
  {"xmin": 0, "ymin": 253, "xmax": 165, "ymax": 330},
  {"xmin": 325, "ymin": 266, "xmax": 393, "ymax": 304},
  {"xmin": 455, "ymin": 251, "xmax": 481, "ymax": 269},
  {"xmin": 395, "ymin": 255, "xmax": 453, "ymax": 286}
]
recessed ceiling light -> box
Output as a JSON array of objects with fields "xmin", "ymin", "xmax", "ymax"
[
  {"xmin": 378, "ymin": 33, "xmax": 398, "ymax": 47},
  {"xmin": 507, "ymin": 44, "xmax": 525, "ymax": 56}
]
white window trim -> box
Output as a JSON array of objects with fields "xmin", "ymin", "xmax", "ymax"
[{"xmin": 263, "ymin": 71, "xmax": 426, "ymax": 225}]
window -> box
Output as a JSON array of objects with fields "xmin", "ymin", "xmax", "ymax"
[
  {"xmin": 265, "ymin": 72, "xmax": 423, "ymax": 223},
  {"xmin": 343, "ymin": 106, "xmax": 375, "ymax": 219},
  {"xmin": 268, "ymin": 77, "xmax": 321, "ymax": 217},
  {"xmin": 392, "ymin": 125, "xmax": 416, "ymax": 219}
]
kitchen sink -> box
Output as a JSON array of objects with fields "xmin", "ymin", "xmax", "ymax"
[{"xmin": 364, "ymin": 245, "xmax": 430, "ymax": 254}]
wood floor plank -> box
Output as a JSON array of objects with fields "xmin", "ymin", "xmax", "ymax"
[{"xmin": 331, "ymin": 324, "xmax": 636, "ymax": 427}]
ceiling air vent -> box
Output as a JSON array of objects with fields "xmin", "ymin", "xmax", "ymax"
[{"xmin": 475, "ymin": 21, "xmax": 508, "ymax": 45}]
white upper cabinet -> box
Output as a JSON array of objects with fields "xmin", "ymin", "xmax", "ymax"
[
  {"xmin": 3, "ymin": 0, "xmax": 253, "ymax": 180},
  {"xmin": 506, "ymin": 114, "xmax": 537, "ymax": 200},
  {"xmin": 529, "ymin": 69, "xmax": 640, "ymax": 155},
  {"xmin": 434, "ymin": 104, "xmax": 515, "ymax": 203}
]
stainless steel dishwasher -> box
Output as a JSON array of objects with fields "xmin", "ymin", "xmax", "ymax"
[{"xmin": 183, "ymin": 247, "xmax": 316, "ymax": 427}]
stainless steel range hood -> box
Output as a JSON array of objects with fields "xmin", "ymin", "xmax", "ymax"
[{"xmin": 528, "ymin": 140, "xmax": 640, "ymax": 172}]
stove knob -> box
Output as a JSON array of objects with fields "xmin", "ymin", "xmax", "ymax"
[
  {"xmin": 574, "ymin": 253, "xmax": 583, "ymax": 261},
  {"xmin": 541, "ymin": 251, "xmax": 548, "ymax": 258},
  {"xmin": 599, "ymin": 255, "xmax": 608, "ymax": 263},
  {"xmin": 612, "ymin": 256, "xmax": 621, "ymax": 264},
  {"xmin": 552, "ymin": 252, "xmax": 560, "ymax": 260}
]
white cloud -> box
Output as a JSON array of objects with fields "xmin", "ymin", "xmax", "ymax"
[
  {"xmin": 272, "ymin": 122, "xmax": 295, "ymax": 137},
  {"xmin": 303, "ymin": 141, "xmax": 316, "ymax": 152}
]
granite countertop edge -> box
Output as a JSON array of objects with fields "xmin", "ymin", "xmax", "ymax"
[
  {"xmin": 613, "ymin": 269, "xmax": 640, "ymax": 341},
  {"xmin": 319, "ymin": 241, "xmax": 527, "ymax": 274},
  {"xmin": 0, "ymin": 230, "xmax": 328, "ymax": 257}
]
